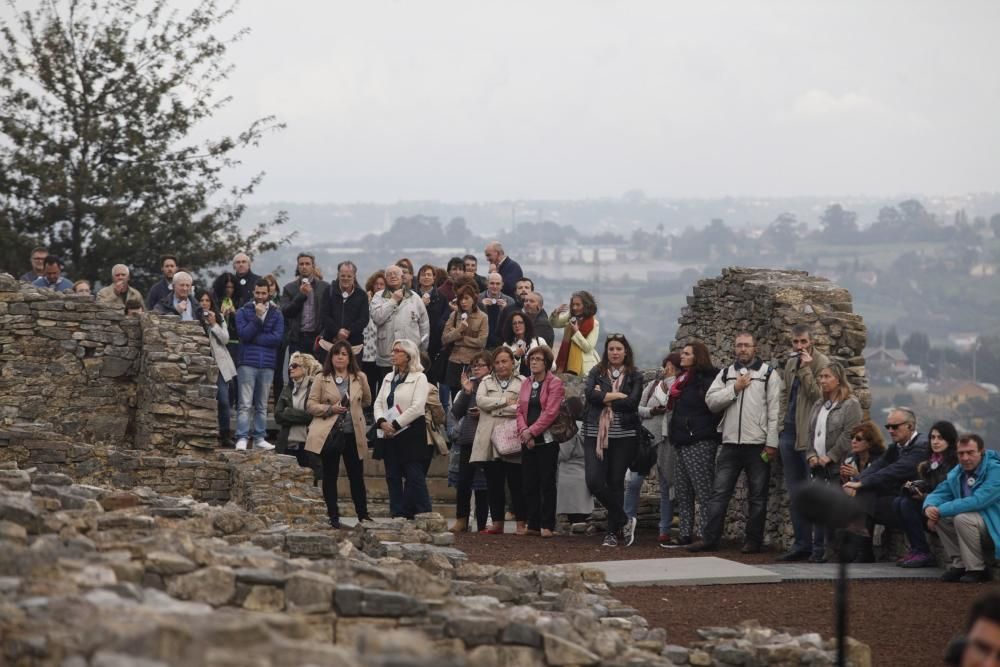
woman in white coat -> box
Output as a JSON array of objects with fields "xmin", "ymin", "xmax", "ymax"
[
  {"xmin": 374, "ymin": 338, "xmax": 432, "ymax": 519},
  {"xmin": 199, "ymin": 291, "xmax": 237, "ymax": 447}
]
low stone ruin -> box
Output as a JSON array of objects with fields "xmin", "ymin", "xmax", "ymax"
[{"xmin": 0, "ymin": 461, "xmax": 870, "ymax": 666}]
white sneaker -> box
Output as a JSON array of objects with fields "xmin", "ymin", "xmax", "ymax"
[
  {"xmin": 253, "ymin": 439, "xmax": 275, "ymax": 451},
  {"xmin": 623, "ymin": 516, "xmax": 637, "ymax": 547},
  {"xmin": 235, "ymin": 438, "xmax": 248, "ymax": 451}
]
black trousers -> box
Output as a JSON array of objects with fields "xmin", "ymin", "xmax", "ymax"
[
  {"xmin": 455, "ymin": 443, "xmax": 490, "ymax": 530},
  {"xmin": 522, "ymin": 442, "xmax": 559, "ymax": 531},
  {"xmin": 484, "ymin": 460, "xmax": 524, "ymax": 523},
  {"xmin": 583, "ymin": 435, "xmax": 637, "ymax": 534},
  {"xmin": 320, "ymin": 429, "xmax": 369, "ymax": 522}
]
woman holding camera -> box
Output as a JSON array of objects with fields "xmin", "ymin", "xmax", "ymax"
[
  {"xmin": 306, "ymin": 341, "xmax": 372, "ymax": 528},
  {"xmin": 582, "ymin": 334, "xmax": 644, "ymax": 547},
  {"xmin": 894, "ymin": 420, "xmax": 958, "ymax": 568},
  {"xmin": 839, "ymin": 421, "xmax": 886, "ymax": 484},
  {"xmin": 501, "ymin": 310, "xmax": 549, "ymax": 376},
  {"xmin": 805, "ymin": 362, "xmax": 862, "ymax": 562},
  {"xmin": 198, "ymin": 290, "xmax": 238, "ymax": 447},
  {"xmin": 516, "ymin": 346, "xmax": 565, "ymax": 537},
  {"xmin": 449, "ymin": 351, "xmax": 493, "ymax": 532},
  {"xmin": 551, "ymin": 290, "xmax": 600, "ymax": 376},
  {"xmin": 440, "ymin": 284, "xmax": 488, "ymax": 391},
  {"xmin": 470, "ymin": 347, "xmax": 526, "ymax": 534}
]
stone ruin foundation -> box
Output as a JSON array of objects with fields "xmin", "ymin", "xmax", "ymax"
[{"xmin": 0, "ymin": 272, "xmax": 873, "ymax": 665}]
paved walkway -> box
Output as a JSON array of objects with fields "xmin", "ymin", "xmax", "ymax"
[{"xmin": 577, "ymin": 556, "xmax": 945, "ymax": 587}]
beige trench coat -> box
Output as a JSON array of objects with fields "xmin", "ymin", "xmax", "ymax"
[
  {"xmin": 305, "ymin": 372, "xmax": 371, "ymax": 459},
  {"xmin": 470, "ymin": 374, "xmax": 524, "ymax": 464}
]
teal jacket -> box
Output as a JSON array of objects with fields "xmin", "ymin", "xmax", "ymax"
[{"xmin": 924, "ymin": 449, "xmax": 1000, "ymax": 558}]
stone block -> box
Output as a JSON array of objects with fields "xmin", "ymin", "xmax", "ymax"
[
  {"xmin": 242, "ymin": 584, "xmax": 285, "ymax": 611},
  {"xmin": 167, "ymin": 566, "xmax": 236, "ymax": 606}
]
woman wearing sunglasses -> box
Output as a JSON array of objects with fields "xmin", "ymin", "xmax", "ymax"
[
  {"xmin": 274, "ymin": 351, "xmax": 322, "ymax": 468},
  {"xmin": 306, "ymin": 340, "xmax": 373, "ymax": 528},
  {"xmin": 582, "ymin": 333, "xmax": 644, "ymax": 547}
]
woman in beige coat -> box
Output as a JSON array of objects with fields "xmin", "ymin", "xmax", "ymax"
[
  {"xmin": 470, "ymin": 347, "xmax": 526, "ymax": 534},
  {"xmin": 306, "ymin": 340, "xmax": 372, "ymax": 528},
  {"xmin": 440, "ymin": 283, "xmax": 488, "ymax": 390}
]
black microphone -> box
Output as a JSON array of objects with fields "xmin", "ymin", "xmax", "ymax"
[{"xmin": 793, "ymin": 483, "xmax": 865, "ymax": 528}]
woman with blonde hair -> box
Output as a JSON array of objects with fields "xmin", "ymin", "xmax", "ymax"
[
  {"xmin": 275, "ymin": 351, "xmax": 322, "ymax": 467},
  {"xmin": 306, "ymin": 341, "xmax": 372, "ymax": 528},
  {"xmin": 805, "ymin": 362, "xmax": 862, "ymax": 561},
  {"xmin": 374, "ymin": 338, "xmax": 433, "ymax": 518}
]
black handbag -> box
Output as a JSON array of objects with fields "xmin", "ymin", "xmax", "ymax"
[
  {"xmin": 631, "ymin": 426, "xmax": 658, "ymax": 477},
  {"xmin": 366, "ymin": 422, "xmax": 383, "ymax": 460},
  {"xmin": 427, "ymin": 344, "xmax": 453, "ymax": 384}
]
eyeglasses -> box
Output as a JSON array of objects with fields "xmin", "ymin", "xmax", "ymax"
[
  {"xmin": 288, "ymin": 363, "xmax": 300, "ymax": 370},
  {"xmin": 470, "ymin": 363, "xmax": 488, "ymax": 369},
  {"xmin": 885, "ymin": 422, "xmax": 906, "ymax": 430},
  {"xmin": 391, "ymin": 348, "xmax": 405, "ymax": 354}
]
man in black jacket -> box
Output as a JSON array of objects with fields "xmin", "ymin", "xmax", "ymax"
[
  {"xmin": 843, "ymin": 407, "xmax": 927, "ymax": 558},
  {"xmin": 145, "ymin": 255, "xmax": 178, "ymax": 310},
  {"xmin": 522, "ymin": 291, "xmax": 554, "ymax": 347},
  {"xmin": 321, "ymin": 260, "xmax": 369, "ymax": 350},
  {"xmin": 280, "ymin": 252, "xmax": 330, "ymax": 358},
  {"xmin": 231, "ymin": 252, "xmax": 260, "ymax": 308}
]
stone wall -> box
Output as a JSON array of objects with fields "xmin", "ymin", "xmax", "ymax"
[
  {"xmin": 0, "ymin": 274, "xmax": 218, "ymax": 454},
  {"xmin": 673, "ymin": 267, "xmax": 870, "ymax": 549}
]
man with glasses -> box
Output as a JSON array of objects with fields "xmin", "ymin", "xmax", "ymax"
[
  {"xmin": 924, "ymin": 434, "xmax": 1000, "ymax": 583},
  {"xmin": 843, "ymin": 407, "xmax": 927, "ymax": 554},
  {"xmin": 20, "ymin": 246, "xmax": 49, "ymax": 283}
]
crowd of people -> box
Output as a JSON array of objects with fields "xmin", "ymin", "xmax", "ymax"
[{"xmin": 15, "ymin": 243, "xmax": 999, "ymax": 583}]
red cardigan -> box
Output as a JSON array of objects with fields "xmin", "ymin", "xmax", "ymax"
[{"xmin": 516, "ymin": 373, "xmax": 565, "ymax": 438}]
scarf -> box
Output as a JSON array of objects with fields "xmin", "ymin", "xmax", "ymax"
[
  {"xmin": 667, "ymin": 370, "xmax": 691, "ymax": 410},
  {"xmin": 596, "ymin": 369, "xmax": 625, "ymax": 460},
  {"xmin": 555, "ymin": 316, "xmax": 595, "ymax": 375}
]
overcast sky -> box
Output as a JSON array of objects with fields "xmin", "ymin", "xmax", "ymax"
[{"xmin": 176, "ymin": 1, "xmax": 1000, "ymax": 202}]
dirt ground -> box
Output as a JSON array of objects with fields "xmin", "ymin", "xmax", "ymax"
[{"xmin": 453, "ymin": 529, "xmax": 990, "ymax": 667}]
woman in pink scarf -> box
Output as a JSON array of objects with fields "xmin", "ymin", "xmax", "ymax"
[{"xmin": 581, "ymin": 334, "xmax": 644, "ymax": 547}]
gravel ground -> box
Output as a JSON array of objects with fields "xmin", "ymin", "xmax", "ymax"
[{"xmin": 453, "ymin": 529, "xmax": 989, "ymax": 666}]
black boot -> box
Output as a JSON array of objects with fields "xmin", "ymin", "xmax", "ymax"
[
  {"xmin": 853, "ymin": 535, "xmax": 875, "ymax": 563},
  {"xmin": 218, "ymin": 429, "xmax": 234, "ymax": 448}
]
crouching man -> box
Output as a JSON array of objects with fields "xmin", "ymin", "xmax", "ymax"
[{"xmin": 925, "ymin": 434, "xmax": 1000, "ymax": 583}]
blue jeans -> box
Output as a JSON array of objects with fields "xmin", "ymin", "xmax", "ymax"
[
  {"xmin": 384, "ymin": 454, "xmax": 432, "ymax": 519},
  {"xmin": 624, "ymin": 443, "xmax": 672, "ymax": 534},
  {"xmin": 779, "ymin": 429, "xmax": 812, "ymax": 553},
  {"xmin": 217, "ymin": 374, "xmax": 232, "ymax": 433},
  {"xmin": 893, "ymin": 494, "xmax": 931, "ymax": 554},
  {"xmin": 703, "ymin": 443, "xmax": 771, "ymax": 546},
  {"xmin": 235, "ymin": 365, "xmax": 274, "ymax": 441}
]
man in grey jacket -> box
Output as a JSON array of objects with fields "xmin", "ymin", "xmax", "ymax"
[
  {"xmin": 776, "ymin": 324, "xmax": 829, "ymax": 561},
  {"xmin": 370, "ymin": 264, "xmax": 429, "ymax": 387},
  {"xmin": 690, "ymin": 332, "xmax": 783, "ymax": 554},
  {"xmin": 279, "ymin": 252, "xmax": 330, "ymax": 358}
]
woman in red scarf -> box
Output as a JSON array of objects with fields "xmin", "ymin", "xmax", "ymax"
[{"xmin": 551, "ymin": 290, "xmax": 600, "ymax": 376}]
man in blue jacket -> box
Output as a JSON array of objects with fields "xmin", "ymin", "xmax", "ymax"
[
  {"xmin": 234, "ymin": 278, "xmax": 285, "ymax": 451},
  {"xmin": 925, "ymin": 433, "xmax": 1000, "ymax": 584}
]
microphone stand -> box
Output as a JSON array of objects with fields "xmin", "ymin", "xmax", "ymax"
[{"xmin": 835, "ymin": 530, "xmax": 848, "ymax": 667}]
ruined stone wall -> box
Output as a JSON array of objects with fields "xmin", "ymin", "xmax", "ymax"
[
  {"xmin": 0, "ymin": 274, "xmax": 218, "ymax": 454},
  {"xmin": 673, "ymin": 267, "xmax": 870, "ymax": 549}
]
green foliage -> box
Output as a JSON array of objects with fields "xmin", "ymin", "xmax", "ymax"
[{"xmin": 0, "ymin": 0, "xmax": 290, "ymax": 289}]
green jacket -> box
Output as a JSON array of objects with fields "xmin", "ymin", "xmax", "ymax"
[{"xmin": 779, "ymin": 349, "xmax": 829, "ymax": 452}]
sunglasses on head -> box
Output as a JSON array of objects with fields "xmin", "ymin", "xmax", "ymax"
[{"xmin": 607, "ymin": 333, "xmax": 626, "ymax": 341}]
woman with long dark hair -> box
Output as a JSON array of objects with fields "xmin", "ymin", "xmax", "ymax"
[
  {"xmin": 305, "ymin": 340, "xmax": 372, "ymax": 527},
  {"xmin": 501, "ymin": 310, "xmax": 549, "ymax": 377},
  {"xmin": 582, "ymin": 333, "xmax": 644, "ymax": 547},
  {"xmin": 893, "ymin": 419, "xmax": 958, "ymax": 568},
  {"xmin": 668, "ymin": 341, "xmax": 721, "ymax": 548}
]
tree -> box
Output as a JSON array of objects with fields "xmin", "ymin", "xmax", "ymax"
[
  {"xmin": 0, "ymin": 0, "xmax": 289, "ymax": 288},
  {"xmin": 818, "ymin": 203, "xmax": 858, "ymax": 242},
  {"xmin": 884, "ymin": 325, "xmax": 900, "ymax": 349},
  {"xmin": 902, "ymin": 331, "xmax": 931, "ymax": 367}
]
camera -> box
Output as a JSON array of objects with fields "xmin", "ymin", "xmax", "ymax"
[{"xmin": 906, "ymin": 479, "xmax": 931, "ymax": 497}]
